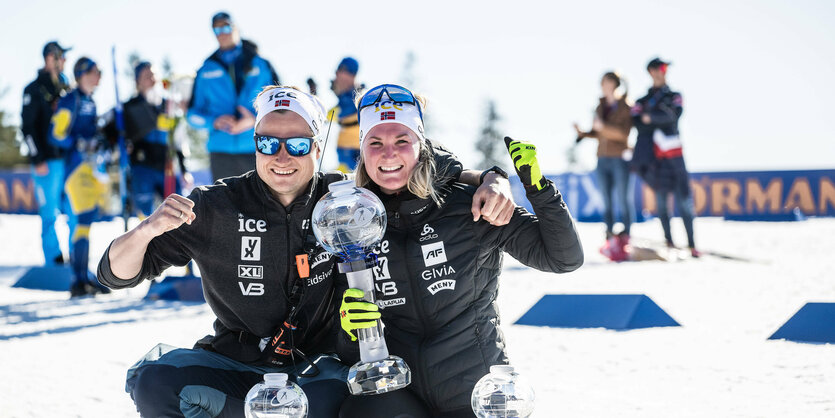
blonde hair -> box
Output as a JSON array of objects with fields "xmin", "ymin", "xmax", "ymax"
[{"xmin": 355, "ymin": 139, "xmax": 442, "ymax": 207}]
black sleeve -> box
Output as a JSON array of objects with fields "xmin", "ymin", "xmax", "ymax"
[
  {"xmin": 100, "ymin": 108, "xmax": 119, "ymax": 147},
  {"xmin": 427, "ymin": 139, "xmax": 464, "ymax": 183},
  {"xmin": 97, "ymin": 188, "xmax": 209, "ymax": 289},
  {"xmin": 478, "ymin": 180, "xmax": 584, "ymax": 273},
  {"xmin": 21, "ymin": 83, "xmax": 46, "ymax": 165},
  {"xmin": 648, "ymin": 93, "xmax": 683, "ymax": 128}
]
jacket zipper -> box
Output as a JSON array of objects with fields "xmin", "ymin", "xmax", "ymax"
[
  {"xmin": 286, "ymin": 213, "xmax": 293, "ymax": 295},
  {"xmin": 396, "ymin": 217, "xmax": 434, "ymax": 412}
]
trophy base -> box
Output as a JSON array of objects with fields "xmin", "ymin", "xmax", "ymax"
[{"xmin": 347, "ymin": 356, "xmax": 411, "ymax": 395}]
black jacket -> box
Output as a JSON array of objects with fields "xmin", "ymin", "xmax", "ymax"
[
  {"xmin": 103, "ymin": 95, "xmax": 184, "ymax": 172},
  {"xmin": 98, "ymin": 171, "xmax": 346, "ymax": 363},
  {"xmin": 631, "ymin": 85, "xmax": 689, "ymax": 194},
  {"xmin": 21, "ymin": 70, "xmax": 70, "ymax": 165},
  {"xmin": 337, "ymin": 179, "xmax": 584, "ymax": 414}
]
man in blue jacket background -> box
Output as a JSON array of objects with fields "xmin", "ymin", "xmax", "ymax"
[{"xmin": 187, "ymin": 11, "xmax": 279, "ymax": 182}]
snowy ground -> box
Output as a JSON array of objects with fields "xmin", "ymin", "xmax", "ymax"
[{"xmin": 0, "ymin": 214, "xmax": 834, "ymax": 417}]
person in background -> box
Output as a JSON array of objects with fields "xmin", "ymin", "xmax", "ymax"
[
  {"xmin": 49, "ymin": 57, "xmax": 111, "ymax": 297},
  {"xmin": 105, "ymin": 61, "xmax": 191, "ymax": 218},
  {"xmin": 21, "ymin": 41, "xmax": 72, "ymax": 266},
  {"xmin": 575, "ymin": 71, "xmax": 634, "ymax": 261},
  {"xmin": 187, "ymin": 11, "xmax": 279, "ymax": 182},
  {"xmin": 631, "ymin": 57, "xmax": 699, "ymax": 257},
  {"xmin": 330, "ymin": 57, "xmax": 362, "ymax": 173}
]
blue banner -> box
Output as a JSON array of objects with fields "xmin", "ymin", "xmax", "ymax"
[
  {"xmin": 510, "ymin": 169, "xmax": 835, "ymax": 221},
  {"xmin": 3, "ymin": 168, "xmax": 834, "ymax": 221}
]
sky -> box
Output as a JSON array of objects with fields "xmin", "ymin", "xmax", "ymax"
[{"xmin": 1, "ymin": 0, "xmax": 834, "ymax": 172}]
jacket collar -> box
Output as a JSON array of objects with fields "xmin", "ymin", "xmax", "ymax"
[{"xmin": 252, "ymin": 170, "xmax": 320, "ymax": 213}]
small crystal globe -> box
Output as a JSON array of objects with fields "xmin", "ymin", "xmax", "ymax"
[
  {"xmin": 471, "ymin": 365, "xmax": 535, "ymax": 418},
  {"xmin": 244, "ymin": 373, "xmax": 308, "ymax": 418}
]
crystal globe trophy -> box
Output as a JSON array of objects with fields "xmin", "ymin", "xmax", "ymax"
[
  {"xmin": 471, "ymin": 365, "xmax": 535, "ymax": 418},
  {"xmin": 244, "ymin": 373, "xmax": 308, "ymax": 418},
  {"xmin": 311, "ymin": 180, "xmax": 411, "ymax": 395}
]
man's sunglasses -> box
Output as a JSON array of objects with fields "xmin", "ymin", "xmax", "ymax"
[
  {"xmin": 254, "ymin": 135, "xmax": 314, "ymax": 157},
  {"xmin": 213, "ymin": 25, "xmax": 233, "ymax": 36}
]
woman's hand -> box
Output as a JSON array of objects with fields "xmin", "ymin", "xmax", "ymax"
[
  {"xmin": 505, "ymin": 137, "xmax": 546, "ymax": 191},
  {"xmin": 340, "ymin": 288, "xmax": 381, "ymax": 342}
]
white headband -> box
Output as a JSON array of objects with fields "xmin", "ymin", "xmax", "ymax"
[
  {"xmin": 358, "ymin": 100, "xmax": 425, "ymax": 147},
  {"xmin": 254, "ymin": 88, "xmax": 327, "ymax": 140}
]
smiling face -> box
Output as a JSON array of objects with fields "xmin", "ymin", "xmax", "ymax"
[
  {"xmin": 255, "ymin": 111, "xmax": 320, "ymax": 206},
  {"xmin": 361, "ymin": 123, "xmax": 421, "ymax": 195}
]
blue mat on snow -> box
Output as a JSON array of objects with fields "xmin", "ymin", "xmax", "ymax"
[
  {"xmin": 12, "ymin": 265, "xmax": 73, "ymax": 291},
  {"xmin": 769, "ymin": 303, "xmax": 835, "ymax": 344},
  {"xmin": 145, "ymin": 275, "xmax": 205, "ymax": 302},
  {"xmin": 515, "ymin": 294, "xmax": 680, "ymax": 330}
]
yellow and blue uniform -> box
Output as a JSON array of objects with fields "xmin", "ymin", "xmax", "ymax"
[
  {"xmin": 333, "ymin": 89, "xmax": 360, "ymax": 172},
  {"xmin": 49, "ymin": 88, "xmax": 107, "ymax": 290}
]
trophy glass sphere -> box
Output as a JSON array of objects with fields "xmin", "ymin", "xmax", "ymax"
[{"xmin": 312, "ymin": 180, "xmax": 410, "ymax": 395}]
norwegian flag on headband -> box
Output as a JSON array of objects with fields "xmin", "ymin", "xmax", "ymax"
[
  {"xmin": 275, "ymin": 99, "xmax": 290, "ymax": 107},
  {"xmin": 381, "ymin": 111, "xmax": 395, "ymax": 120}
]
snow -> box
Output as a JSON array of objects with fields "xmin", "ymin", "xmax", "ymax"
[{"xmin": 1, "ymin": 214, "xmax": 834, "ymax": 417}]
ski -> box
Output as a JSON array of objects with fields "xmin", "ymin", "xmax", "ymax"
[{"xmin": 111, "ymin": 46, "xmax": 131, "ymax": 232}]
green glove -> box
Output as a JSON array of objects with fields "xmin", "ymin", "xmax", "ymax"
[
  {"xmin": 504, "ymin": 136, "xmax": 546, "ymax": 191},
  {"xmin": 340, "ymin": 288, "xmax": 381, "ymax": 341}
]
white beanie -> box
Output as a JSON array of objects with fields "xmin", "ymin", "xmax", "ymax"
[{"xmin": 254, "ymin": 87, "xmax": 327, "ymax": 141}]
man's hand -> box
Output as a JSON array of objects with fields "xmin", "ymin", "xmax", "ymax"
[
  {"xmin": 108, "ymin": 193, "xmax": 195, "ymax": 281},
  {"xmin": 641, "ymin": 114, "xmax": 651, "ymax": 125},
  {"xmin": 140, "ymin": 194, "xmax": 195, "ymax": 238},
  {"xmin": 213, "ymin": 115, "xmax": 236, "ymax": 133},
  {"xmin": 505, "ymin": 137, "xmax": 547, "ymax": 191},
  {"xmin": 34, "ymin": 162, "xmax": 49, "ymax": 176},
  {"xmin": 340, "ymin": 288, "xmax": 380, "ymax": 342},
  {"xmin": 472, "ymin": 173, "xmax": 515, "ymax": 226},
  {"xmin": 228, "ymin": 106, "xmax": 255, "ymax": 135}
]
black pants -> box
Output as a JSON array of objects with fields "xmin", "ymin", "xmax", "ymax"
[
  {"xmin": 210, "ymin": 152, "xmax": 256, "ymax": 182},
  {"xmin": 338, "ymin": 389, "xmax": 476, "ymax": 418},
  {"xmin": 127, "ymin": 347, "xmax": 348, "ymax": 418}
]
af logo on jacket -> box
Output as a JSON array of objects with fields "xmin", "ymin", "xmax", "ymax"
[
  {"xmin": 421, "ymin": 241, "xmax": 447, "ymax": 266},
  {"xmin": 419, "ymin": 224, "xmax": 456, "ymax": 295}
]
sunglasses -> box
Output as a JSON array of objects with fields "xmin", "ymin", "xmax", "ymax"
[
  {"xmin": 254, "ymin": 135, "xmax": 314, "ymax": 157},
  {"xmin": 213, "ymin": 25, "xmax": 233, "ymax": 36},
  {"xmin": 357, "ymin": 84, "xmax": 423, "ymax": 125}
]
